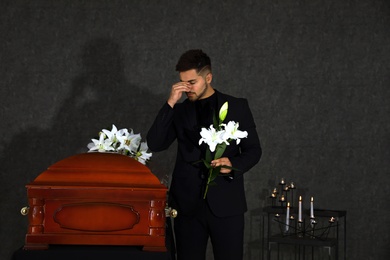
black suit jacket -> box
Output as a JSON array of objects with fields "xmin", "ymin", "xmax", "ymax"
[{"xmin": 147, "ymin": 90, "xmax": 261, "ymax": 217}]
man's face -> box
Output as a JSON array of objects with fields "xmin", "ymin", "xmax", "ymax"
[{"xmin": 179, "ymin": 69, "xmax": 213, "ymax": 102}]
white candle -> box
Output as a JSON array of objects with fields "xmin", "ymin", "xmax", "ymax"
[
  {"xmin": 298, "ymin": 196, "xmax": 302, "ymax": 222},
  {"xmin": 285, "ymin": 202, "xmax": 290, "ymax": 232},
  {"xmin": 310, "ymin": 197, "xmax": 314, "ymax": 218}
]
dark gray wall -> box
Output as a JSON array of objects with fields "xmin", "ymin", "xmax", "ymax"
[{"xmin": 1, "ymin": 0, "xmax": 389, "ymax": 259}]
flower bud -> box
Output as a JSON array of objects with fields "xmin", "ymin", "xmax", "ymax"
[{"xmin": 219, "ymin": 102, "xmax": 228, "ymax": 122}]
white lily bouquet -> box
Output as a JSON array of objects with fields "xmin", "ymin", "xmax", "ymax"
[
  {"xmin": 87, "ymin": 124, "xmax": 152, "ymax": 165},
  {"xmin": 198, "ymin": 102, "xmax": 248, "ymax": 199}
]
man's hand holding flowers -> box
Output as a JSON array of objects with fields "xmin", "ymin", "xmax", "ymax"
[
  {"xmin": 210, "ymin": 157, "xmax": 232, "ymax": 174},
  {"xmin": 198, "ymin": 101, "xmax": 248, "ymax": 198}
]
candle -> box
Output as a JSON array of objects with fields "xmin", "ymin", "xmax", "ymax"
[
  {"xmin": 280, "ymin": 194, "xmax": 285, "ymax": 202},
  {"xmin": 310, "ymin": 197, "xmax": 314, "ymax": 218},
  {"xmin": 280, "ymin": 178, "xmax": 285, "ymax": 185},
  {"xmin": 290, "ymin": 182, "xmax": 295, "ymax": 189},
  {"xmin": 285, "ymin": 202, "xmax": 290, "ymax": 232},
  {"xmin": 298, "ymin": 196, "xmax": 302, "ymax": 222}
]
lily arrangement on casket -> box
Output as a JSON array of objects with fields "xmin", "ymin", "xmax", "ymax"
[
  {"xmin": 87, "ymin": 124, "xmax": 152, "ymax": 165},
  {"xmin": 198, "ymin": 102, "xmax": 248, "ymax": 199}
]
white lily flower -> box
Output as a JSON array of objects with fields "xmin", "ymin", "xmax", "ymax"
[
  {"xmin": 222, "ymin": 121, "xmax": 248, "ymax": 144},
  {"xmin": 134, "ymin": 142, "xmax": 152, "ymax": 165},
  {"xmin": 117, "ymin": 131, "xmax": 141, "ymax": 154},
  {"xmin": 199, "ymin": 125, "xmax": 227, "ymax": 152},
  {"xmin": 116, "ymin": 127, "xmax": 130, "ymax": 137},
  {"xmin": 88, "ymin": 132, "xmax": 115, "ymax": 152},
  {"xmin": 102, "ymin": 124, "xmax": 119, "ymax": 145},
  {"xmin": 87, "ymin": 125, "xmax": 152, "ymax": 164}
]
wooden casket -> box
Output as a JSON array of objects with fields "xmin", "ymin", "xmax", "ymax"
[{"xmin": 23, "ymin": 152, "xmax": 168, "ymax": 251}]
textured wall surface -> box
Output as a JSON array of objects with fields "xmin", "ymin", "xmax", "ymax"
[{"xmin": 1, "ymin": 0, "xmax": 389, "ymax": 259}]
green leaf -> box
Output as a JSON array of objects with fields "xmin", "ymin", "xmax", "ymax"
[
  {"xmin": 214, "ymin": 143, "xmax": 227, "ymax": 159},
  {"xmin": 205, "ymin": 149, "xmax": 212, "ymax": 163},
  {"xmin": 192, "ymin": 159, "xmax": 203, "ymax": 165},
  {"xmin": 209, "ymin": 167, "xmax": 220, "ymax": 183},
  {"xmin": 203, "ymin": 159, "xmax": 211, "ymax": 169}
]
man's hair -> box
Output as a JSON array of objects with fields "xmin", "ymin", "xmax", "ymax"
[{"xmin": 175, "ymin": 49, "xmax": 211, "ymax": 73}]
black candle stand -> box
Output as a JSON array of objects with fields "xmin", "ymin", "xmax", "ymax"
[
  {"xmin": 272, "ymin": 214, "xmax": 337, "ymax": 240},
  {"xmin": 262, "ymin": 206, "xmax": 347, "ymax": 260}
]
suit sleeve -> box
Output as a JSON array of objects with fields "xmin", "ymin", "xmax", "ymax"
[
  {"xmin": 146, "ymin": 102, "xmax": 177, "ymax": 152},
  {"xmin": 229, "ymin": 99, "xmax": 262, "ymax": 176}
]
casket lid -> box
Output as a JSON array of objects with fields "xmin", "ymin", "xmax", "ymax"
[{"xmin": 27, "ymin": 152, "xmax": 165, "ymax": 188}]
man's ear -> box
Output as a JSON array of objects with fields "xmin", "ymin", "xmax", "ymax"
[{"xmin": 206, "ymin": 73, "xmax": 212, "ymax": 84}]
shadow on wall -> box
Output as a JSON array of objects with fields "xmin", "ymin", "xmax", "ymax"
[{"xmin": 0, "ymin": 37, "xmax": 167, "ymax": 260}]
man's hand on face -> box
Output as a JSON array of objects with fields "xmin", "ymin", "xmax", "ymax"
[{"xmin": 167, "ymin": 82, "xmax": 191, "ymax": 108}]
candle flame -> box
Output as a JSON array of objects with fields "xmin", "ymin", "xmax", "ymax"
[
  {"xmin": 311, "ymin": 197, "xmax": 314, "ymax": 202},
  {"xmin": 299, "ymin": 195, "xmax": 302, "ymax": 201}
]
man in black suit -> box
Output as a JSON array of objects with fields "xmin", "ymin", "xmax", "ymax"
[{"xmin": 147, "ymin": 49, "xmax": 261, "ymax": 260}]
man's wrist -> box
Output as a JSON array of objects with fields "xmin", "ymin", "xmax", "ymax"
[{"xmin": 167, "ymin": 99, "xmax": 176, "ymax": 108}]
